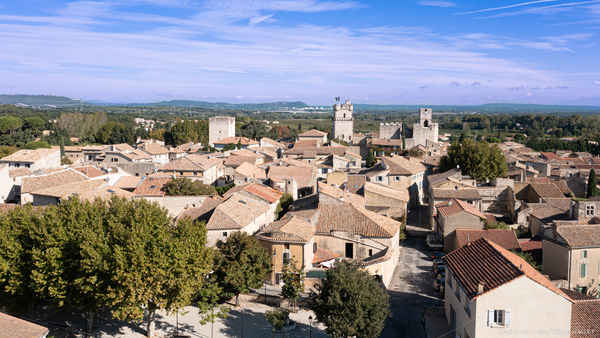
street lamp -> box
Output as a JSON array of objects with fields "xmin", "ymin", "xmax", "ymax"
[{"xmin": 308, "ymin": 315, "xmax": 313, "ymax": 338}]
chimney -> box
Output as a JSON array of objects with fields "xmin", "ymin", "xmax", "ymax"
[
  {"xmin": 467, "ymin": 234, "xmax": 470, "ymax": 245},
  {"xmin": 477, "ymin": 282, "xmax": 485, "ymax": 295}
]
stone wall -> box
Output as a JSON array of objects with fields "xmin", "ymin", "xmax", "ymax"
[{"xmin": 379, "ymin": 122, "xmax": 402, "ymax": 140}]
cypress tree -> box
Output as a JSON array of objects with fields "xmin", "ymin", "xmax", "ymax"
[
  {"xmin": 366, "ymin": 150, "xmax": 376, "ymax": 168},
  {"xmin": 401, "ymin": 122, "xmax": 406, "ymax": 150},
  {"xmin": 587, "ymin": 168, "xmax": 599, "ymax": 198},
  {"xmin": 60, "ymin": 136, "xmax": 65, "ymax": 157}
]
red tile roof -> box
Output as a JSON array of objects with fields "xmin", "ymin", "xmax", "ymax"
[
  {"xmin": 530, "ymin": 182, "xmax": 565, "ymax": 198},
  {"xmin": 213, "ymin": 136, "xmax": 259, "ymax": 146},
  {"xmin": 21, "ymin": 169, "xmax": 89, "ymax": 194},
  {"xmin": 317, "ymin": 203, "xmax": 400, "ymax": 238},
  {"xmin": 223, "ymin": 182, "xmax": 283, "ymax": 204},
  {"xmin": 268, "ymin": 166, "xmax": 315, "ymax": 188},
  {"xmin": 298, "ymin": 129, "xmax": 328, "ymax": 137},
  {"xmin": 256, "ymin": 215, "xmax": 315, "ymax": 242},
  {"xmin": 455, "ymin": 229, "xmax": 520, "ymax": 251},
  {"xmin": 0, "ymin": 312, "xmax": 48, "ymax": 338},
  {"xmin": 132, "ymin": 177, "xmax": 171, "ymax": 196},
  {"xmin": 159, "ymin": 154, "xmax": 215, "ymax": 172},
  {"xmin": 73, "ymin": 166, "xmax": 106, "ymax": 178},
  {"xmin": 436, "ymin": 199, "xmax": 486, "ymax": 219},
  {"xmin": 312, "ymin": 246, "xmax": 342, "ymax": 264},
  {"xmin": 570, "ymin": 297, "xmax": 600, "ymax": 338},
  {"xmin": 443, "ymin": 238, "xmax": 570, "ymax": 301}
]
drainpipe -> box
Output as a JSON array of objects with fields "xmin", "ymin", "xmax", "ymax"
[{"xmin": 568, "ymin": 249, "xmax": 572, "ymax": 289}]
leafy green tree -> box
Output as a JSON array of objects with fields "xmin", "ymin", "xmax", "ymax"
[
  {"xmin": 31, "ymin": 197, "xmax": 111, "ymax": 332},
  {"xmin": 265, "ymin": 309, "xmax": 289, "ymax": 331},
  {"xmin": 587, "ymin": 168, "xmax": 599, "ymax": 198},
  {"xmin": 281, "ymin": 259, "xmax": 304, "ymax": 312},
  {"xmin": 197, "ymin": 276, "xmax": 230, "ymax": 338},
  {"xmin": 366, "ymin": 149, "xmax": 376, "ymax": 168},
  {"xmin": 106, "ymin": 198, "xmax": 213, "ymax": 337},
  {"xmin": 276, "ymin": 193, "xmax": 294, "ymax": 219},
  {"xmin": 511, "ymin": 250, "xmax": 541, "ymax": 272},
  {"xmin": 95, "ymin": 121, "xmax": 118, "ymax": 144},
  {"xmin": 23, "ymin": 117, "xmax": 46, "ymax": 132},
  {"xmin": 0, "ymin": 206, "xmax": 43, "ymax": 317},
  {"xmin": 486, "ymin": 221, "xmax": 510, "ymax": 230},
  {"xmin": 239, "ymin": 120, "xmax": 276, "ymax": 140},
  {"xmin": 194, "ymin": 120, "xmax": 209, "ymax": 145},
  {"xmin": 23, "ymin": 141, "xmax": 51, "ymax": 150},
  {"xmin": 214, "ymin": 232, "xmax": 272, "ymax": 307},
  {"xmin": 0, "ymin": 116, "xmax": 23, "ymax": 134},
  {"xmin": 0, "ymin": 145, "xmax": 18, "ymax": 158},
  {"xmin": 309, "ymin": 260, "xmax": 391, "ymax": 338},
  {"xmin": 163, "ymin": 177, "xmax": 217, "ymax": 196},
  {"xmin": 439, "ymin": 138, "xmax": 508, "ymax": 181},
  {"xmin": 297, "ymin": 123, "xmax": 303, "ymax": 132},
  {"xmin": 514, "ymin": 133, "xmax": 526, "ymax": 142},
  {"xmin": 166, "ymin": 119, "xmax": 198, "ymax": 146}
]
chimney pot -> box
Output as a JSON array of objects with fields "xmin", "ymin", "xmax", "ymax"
[{"xmin": 477, "ymin": 282, "xmax": 485, "ymax": 295}]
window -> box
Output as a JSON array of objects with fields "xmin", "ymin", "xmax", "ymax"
[
  {"xmin": 488, "ymin": 310, "xmax": 511, "ymax": 327},
  {"xmin": 282, "ymin": 251, "xmax": 291, "ymax": 265},
  {"xmin": 222, "ymin": 232, "xmax": 227, "ymax": 237},
  {"xmin": 25, "ymin": 164, "xmax": 30, "ymax": 168},
  {"xmin": 313, "ymin": 243, "xmax": 317, "ymax": 253},
  {"xmin": 180, "ymin": 172, "xmax": 184, "ymax": 176},
  {"xmin": 150, "ymin": 185, "xmax": 156, "ymax": 189},
  {"xmin": 135, "ymin": 173, "xmax": 140, "ymax": 177},
  {"xmin": 349, "ymin": 161, "xmax": 356, "ymax": 166},
  {"xmin": 447, "ymin": 273, "xmax": 453, "ymax": 288},
  {"xmin": 15, "ymin": 163, "xmax": 20, "ymax": 168},
  {"xmin": 284, "ymin": 243, "xmax": 290, "ymax": 250},
  {"xmin": 354, "ymin": 185, "xmax": 359, "ymax": 189},
  {"xmin": 376, "ymin": 176, "xmax": 383, "ymax": 182},
  {"xmin": 587, "ymin": 205, "xmax": 595, "ymax": 216},
  {"xmin": 111, "ymin": 158, "xmax": 118, "ymax": 162},
  {"xmin": 581, "ymin": 263, "xmax": 588, "ymax": 278},
  {"xmin": 465, "ymin": 300, "xmax": 471, "ymax": 317},
  {"xmin": 394, "ymin": 176, "xmax": 401, "ymax": 182},
  {"xmin": 368, "ymin": 249, "xmax": 373, "ymax": 257},
  {"xmin": 582, "ymin": 250, "xmax": 588, "ymax": 259},
  {"xmin": 455, "ymin": 286, "xmax": 461, "ymax": 301}
]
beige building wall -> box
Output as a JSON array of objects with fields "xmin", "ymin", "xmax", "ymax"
[
  {"xmin": 569, "ymin": 246, "xmax": 600, "ymax": 296},
  {"xmin": 0, "ymin": 165, "xmax": 11, "ymax": 202},
  {"xmin": 437, "ymin": 212, "xmax": 485, "ymax": 253},
  {"xmin": 473, "ymin": 277, "xmax": 571, "ymax": 338},
  {"xmin": 259, "ymin": 238, "xmax": 313, "ymax": 286}
]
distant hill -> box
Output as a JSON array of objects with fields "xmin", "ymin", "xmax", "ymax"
[
  {"xmin": 0, "ymin": 94, "xmax": 90, "ymax": 108},
  {"xmin": 124, "ymin": 100, "xmax": 310, "ymax": 110},
  {"xmin": 353, "ymin": 103, "xmax": 600, "ymax": 112}
]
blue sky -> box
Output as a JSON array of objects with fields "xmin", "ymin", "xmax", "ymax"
[{"xmin": 0, "ymin": 0, "xmax": 599, "ymax": 105}]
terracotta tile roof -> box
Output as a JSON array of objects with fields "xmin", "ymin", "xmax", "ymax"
[
  {"xmin": 112, "ymin": 143, "xmax": 137, "ymax": 152},
  {"xmin": 436, "ymin": 199, "xmax": 486, "ymax": 219},
  {"xmin": 382, "ymin": 155, "xmax": 426, "ymax": 175},
  {"xmin": 312, "ymin": 246, "xmax": 342, "ymax": 264},
  {"xmin": 293, "ymin": 139, "xmax": 319, "ymax": 148},
  {"xmin": 141, "ymin": 142, "xmax": 169, "ymax": 155},
  {"xmin": 256, "ymin": 215, "xmax": 315, "ymax": 242},
  {"xmin": 113, "ymin": 176, "xmax": 143, "ymax": 189},
  {"xmin": 520, "ymin": 236, "xmax": 543, "ymax": 261},
  {"xmin": 213, "ymin": 136, "xmax": 259, "ymax": 146},
  {"xmin": 268, "ymin": 166, "xmax": 315, "ymax": 188},
  {"xmin": 527, "ymin": 177, "xmax": 550, "ymax": 183},
  {"xmin": 175, "ymin": 142, "xmax": 201, "ymax": 152},
  {"xmin": 543, "ymin": 197, "xmax": 573, "ymax": 212},
  {"xmin": 0, "ymin": 204, "xmax": 19, "ymax": 213},
  {"xmin": 529, "ymin": 205, "xmax": 570, "ymax": 223},
  {"xmin": 132, "ymin": 177, "xmax": 171, "ymax": 196},
  {"xmin": 364, "ymin": 181, "xmax": 409, "ymax": 202},
  {"xmin": 64, "ymin": 146, "xmax": 82, "ymax": 152},
  {"xmin": 82, "ymin": 145, "xmax": 107, "ymax": 151},
  {"xmin": 260, "ymin": 137, "xmax": 287, "ymax": 148},
  {"xmin": 553, "ymin": 180, "xmax": 573, "ymax": 195},
  {"xmin": 541, "ymin": 151, "xmax": 560, "ymax": 160},
  {"xmin": 115, "ymin": 149, "xmax": 153, "ymax": 161},
  {"xmin": 73, "ymin": 166, "xmax": 106, "ymax": 178},
  {"xmin": 427, "ymin": 168, "xmax": 462, "ymax": 187},
  {"xmin": 442, "ymin": 238, "xmax": 570, "ymax": 300},
  {"xmin": 158, "ymin": 154, "xmax": 215, "ymax": 172},
  {"xmin": 570, "ymin": 297, "xmax": 600, "ymax": 338},
  {"xmin": 262, "ymin": 158, "xmax": 314, "ymax": 169},
  {"xmin": 230, "ymin": 149, "xmax": 263, "ymax": 158},
  {"xmin": 31, "ymin": 180, "xmax": 105, "ymax": 198},
  {"xmin": 432, "ymin": 188, "xmax": 481, "ymax": 200},
  {"xmin": 223, "ymin": 182, "xmax": 283, "ymax": 204},
  {"xmin": 9, "ymin": 168, "xmax": 33, "ymax": 178},
  {"xmin": 234, "ymin": 162, "xmax": 267, "ymax": 179},
  {"xmin": 206, "ymin": 195, "xmax": 271, "ymax": 230},
  {"xmin": 556, "ymin": 224, "xmax": 600, "ymax": 248},
  {"xmin": 318, "ymin": 182, "xmax": 367, "ymax": 206},
  {"xmin": 317, "ymin": 203, "xmax": 401, "ymax": 238},
  {"xmin": 177, "ymin": 196, "xmax": 225, "ymax": 223},
  {"xmin": 224, "ymin": 155, "xmax": 258, "ymax": 167},
  {"xmin": 345, "ymin": 174, "xmax": 366, "ymax": 195},
  {"xmin": 76, "ymin": 186, "xmax": 133, "ymax": 201},
  {"xmin": 21, "ymin": 169, "xmax": 89, "ymax": 194},
  {"xmin": 299, "ymin": 129, "xmax": 328, "ymax": 137},
  {"xmin": 530, "ymin": 182, "xmax": 565, "ymax": 198},
  {"xmin": 0, "ymin": 148, "xmax": 58, "ymax": 163},
  {"xmin": 455, "ymin": 229, "xmax": 520, "ymax": 251},
  {"xmin": 0, "ymin": 312, "xmax": 48, "ymax": 338}
]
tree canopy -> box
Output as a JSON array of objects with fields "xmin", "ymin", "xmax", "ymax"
[
  {"xmin": 587, "ymin": 168, "xmax": 599, "ymax": 198},
  {"xmin": 214, "ymin": 232, "xmax": 272, "ymax": 306},
  {"xmin": 308, "ymin": 260, "xmax": 391, "ymax": 338},
  {"xmin": 163, "ymin": 177, "xmax": 216, "ymax": 196},
  {"xmin": 440, "ymin": 138, "xmax": 508, "ymax": 181},
  {"xmin": 23, "ymin": 141, "xmax": 51, "ymax": 150}
]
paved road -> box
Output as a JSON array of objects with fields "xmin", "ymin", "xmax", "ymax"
[{"xmin": 380, "ymin": 208, "xmax": 444, "ymax": 338}]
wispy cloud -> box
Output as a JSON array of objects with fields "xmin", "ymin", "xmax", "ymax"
[
  {"xmin": 475, "ymin": 0, "xmax": 600, "ymax": 19},
  {"xmin": 420, "ymin": 85, "xmax": 431, "ymax": 89},
  {"xmin": 419, "ymin": 1, "xmax": 457, "ymax": 8},
  {"xmin": 456, "ymin": 0, "xmax": 557, "ymax": 15},
  {"xmin": 450, "ymin": 81, "xmax": 460, "ymax": 86},
  {"xmin": 595, "ymin": 80, "xmax": 600, "ymax": 85},
  {"xmin": 471, "ymin": 81, "xmax": 481, "ymax": 86}
]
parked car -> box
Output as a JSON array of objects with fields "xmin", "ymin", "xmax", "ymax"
[
  {"xmin": 433, "ymin": 278, "xmax": 445, "ymax": 291},
  {"xmin": 432, "ymin": 258, "xmax": 444, "ymax": 270},
  {"xmin": 431, "ymin": 252, "xmax": 446, "ymax": 260},
  {"xmin": 426, "ymin": 234, "xmax": 443, "ymax": 250},
  {"xmin": 437, "ymin": 270, "xmax": 445, "ymax": 280},
  {"xmin": 439, "ymin": 284, "xmax": 445, "ymax": 297},
  {"xmin": 435, "ymin": 265, "xmax": 446, "ymax": 275}
]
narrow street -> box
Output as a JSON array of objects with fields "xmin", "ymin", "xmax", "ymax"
[{"xmin": 380, "ymin": 207, "xmax": 444, "ymax": 338}]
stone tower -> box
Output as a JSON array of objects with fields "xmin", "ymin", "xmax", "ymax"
[
  {"xmin": 332, "ymin": 99, "xmax": 354, "ymax": 143},
  {"xmin": 209, "ymin": 116, "xmax": 235, "ymax": 146},
  {"xmin": 411, "ymin": 108, "xmax": 438, "ymax": 147}
]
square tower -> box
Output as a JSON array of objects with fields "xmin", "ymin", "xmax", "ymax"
[
  {"xmin": 209, "ymin": 116, "xmax": 236, "ymax": 146},
  {"xmin": 332, "ymin": 100, "xmax": 354, "ymax": 143},
  {"xmin": 412, "ymin": 108, "xmax": 438, "ymax": 147},
  {"xmin": 419, "ymin": 108, "xmax": 433, "ymax": 127}
]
